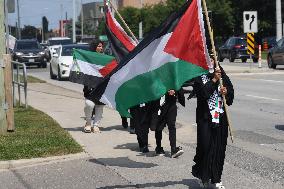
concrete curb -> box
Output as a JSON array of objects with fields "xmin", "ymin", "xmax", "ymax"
[{"xmin": 0, "ymin": 152, "xmax": 89, "ymax": 170}]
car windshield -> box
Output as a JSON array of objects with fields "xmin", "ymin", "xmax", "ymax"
[
  {"xmin": 49, "ymin": 39, "xmax": 72, "ymax": 46},
  {"xmin": 61, "ymin": 46, "xmax": 90, "ymax": 56},
  {"xmin": 236, "ymin": 38, "xmax": 246, "ymax": 46},
  {"xmin": 16, "ymin": 42, "xmax": 40, "ymax": 49}
]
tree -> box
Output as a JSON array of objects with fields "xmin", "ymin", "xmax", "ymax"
[
  {"xmin": 117, "ymin": 6, "xmax": 141, "ymax": 38},
  {"xmin": 21, "ymin": 25, "xmax": 37, "ymax": 39},
  {"xmin": 42, "ymin": 16, "xmax": 49, "ymax": 41}
]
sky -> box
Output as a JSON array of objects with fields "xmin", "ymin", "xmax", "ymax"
[{"xmin": 8, "ymin": 0, "xmax": 102, "ymax": 29}]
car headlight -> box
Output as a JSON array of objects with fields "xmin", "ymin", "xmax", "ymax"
[
  {"xmin": 15, "ymin": 52, "xmax": 23, "ymax": 56},
  {"xmin": 39, "ymin": 51, "xmax": 45, "ymax": 55},
  {"xmin": 60, "ymin": 63, "xmax": 69, "ymax": 67}
]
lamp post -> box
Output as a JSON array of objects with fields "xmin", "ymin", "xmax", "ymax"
[
  {"xmin": 276, "ymin": 0, "xmax": 282, "ymax": 41},
  {"xmin": 16, "ymin": 0, "xmax": 21, "ymax": 39},
  {"xmin": 72, "ymin": 0, "xmax": 76, "ymax": 43}
]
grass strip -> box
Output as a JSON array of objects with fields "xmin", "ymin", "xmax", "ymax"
[{"xmin": 0, "ymin": 106, "xmax": 83, "ymax": 160}]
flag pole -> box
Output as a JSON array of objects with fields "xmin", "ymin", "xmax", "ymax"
[
  {"xmin": 107, "ymin": 0, "xmax": 139, "ymax": 44},
  {"xmin": 201, "ymin": 0, "xmax": 234, "ymax": 143}
]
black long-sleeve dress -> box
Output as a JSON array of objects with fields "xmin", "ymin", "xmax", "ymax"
[{"xmin": 192, "ymin": 70, "xmax": 234, "ymax": 184}]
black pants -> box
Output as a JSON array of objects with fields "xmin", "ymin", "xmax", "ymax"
[
  {"xmin": 131, "ymin": 106, "xmax": 149, "ymax": 148},
  {"xmin": 155, "ymin": 102, "xmax": 177, "ymax": 151}
]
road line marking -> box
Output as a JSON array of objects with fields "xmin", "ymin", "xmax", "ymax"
[
  {"xmin": 258, "ymin": 79, "xmax": 284, "ymax": 83},
  {"xmin": 245, "ymin": 94, "xmax": 280, "ymax": 101}
]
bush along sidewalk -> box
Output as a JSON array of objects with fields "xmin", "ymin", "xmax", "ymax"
[{"xmin": 0, "ymin": 106, "xmax": 83, "ymax": 161}]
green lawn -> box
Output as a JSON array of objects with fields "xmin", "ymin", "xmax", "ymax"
[
  {"xmin": 261, "ymin": 51, "xmax": 268, "ymax": 60},
  {"xmin": 0, "ymin": 106, "xmax": 83, "ymax": 160}
]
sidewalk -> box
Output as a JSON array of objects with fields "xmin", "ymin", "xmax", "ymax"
[{"xmin": 1, "ymin": 77, "xmax": 283, "ymax": 188}]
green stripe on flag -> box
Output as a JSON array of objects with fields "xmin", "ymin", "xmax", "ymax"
[
  {"xmin": 115, "ymin": 60, "xmax": 208, "ymax": 116},
  {"xmin": 73, "ymin": 49, "xmax": 115, "ymax": 66}
]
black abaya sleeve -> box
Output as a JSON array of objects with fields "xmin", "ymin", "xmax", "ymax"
[
  {"xmin": 194, "ymin": 76, "xmax": 218, "ymax": 100},
  {"xmin": 221, "ymin": 72, "xmax": 234, "ymax": 106}
]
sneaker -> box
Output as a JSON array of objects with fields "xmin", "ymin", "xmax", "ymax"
[
  {"xmin": 83, "ymin": 124, "xmax": 92, "ymax": 133},
  {"xmin": 171, "ymin": 146, "xmax": 184, "ymax": 158},
  {"xmin": 155, "ymin": 147, "xmax": 165, "ymax": 156},
  {"xmin": 122, "ymin": 119, "xmax": 128, "ymax": 129},
  {"xmin": 140, "ymin": 146, "xmax": 149, "ymax": 153},
  {"xmin": 91, "ymin": 126, "xmax": 101, "ymax": 133},
  {"xmin": 129, "ymin": 127, "xmax": 135, "ymax": 134},
  {"xmin": 212, "ymin": 182, "xmax": 225, "ymax": 189}
]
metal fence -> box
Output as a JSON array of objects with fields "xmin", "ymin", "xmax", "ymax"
[{"xmin": 12, "ymin": 61, "xmax": 28, "ymax": 108}]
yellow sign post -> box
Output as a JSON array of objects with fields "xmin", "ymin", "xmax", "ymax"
[
  {"xmin": 247, "ymin": 32, "xmax": 255, "ymax": 69},
  {"xmin": 247, "ymin": 32, "xmax": 255, "ymax": 55}
]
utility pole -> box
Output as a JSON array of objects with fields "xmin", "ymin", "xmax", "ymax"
[
  {"xmin": 276, "ymin": 0, "xmax": 282, "ymax": 41},
  {"xmin": 81, "ymin": 0, "xmax": 84, "ymax": 40},
  {"xmin": 5, "ymin": 0, "xmax": 10, "ymax": 54},
  {"xmin": 17, "ymin": 0, "xmax": 21, "ymax": 39},
  {"xmin": 60, "ymin": 4, "xmax": 63, "ymax": 37},
  {"xmin": 72, "ymin": 0, "xmax": 76, "ymax": 43},
  {"xmin": 0, "ymin": 0, "xmax": 7, "ymax": 133},
  {"xmin": 139, "ymin": 0, "xmax": 143, "ymax": 40}
]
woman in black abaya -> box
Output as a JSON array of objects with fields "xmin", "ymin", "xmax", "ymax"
[{"xmin": 191, "ymin": 65, "xmax": 234, "ymax": 189}]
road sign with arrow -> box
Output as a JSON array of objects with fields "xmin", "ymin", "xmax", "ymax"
[{"xmin": 243, "ymin": 11, "xmax": 258, "ymax": 33}]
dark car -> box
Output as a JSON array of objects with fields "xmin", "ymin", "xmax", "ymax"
[
  {"xmin": 13, "ymin": 39, "xmax": 47, "ymax": 68},
  {"xmin": 267, "ymin": 37, "xmax": 284, "ymax": 69},
  {"xmin": 218, "ymin": 37, "xmax": 258, "ymax": 63}
]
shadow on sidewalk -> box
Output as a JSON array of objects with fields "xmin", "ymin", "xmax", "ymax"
[
  {"xmin": 99, "ymin": 125, "xmax": 128, "ymax": 132},
  {"xmin": 96, "ymin": 178, "xmax": 201, "ymax": 189},
  {"xmin": 89, "ymin": 157, "xmax": 158, "ymax": 168},
  {"xmin": 64, "ymin": 125, "xmax": 129, "ymax": 132},
  {"xmin": 114, "ymin": 143, "xmax": 139, "ymax": 152}
]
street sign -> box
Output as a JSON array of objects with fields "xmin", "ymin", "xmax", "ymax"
[
  {"xmin": 247, "ymin": 33, "xmax": 255, "ymax": 55},
  {"xmin": 243, "ymin": 11, "xmax": 258, "ymax": 33}
]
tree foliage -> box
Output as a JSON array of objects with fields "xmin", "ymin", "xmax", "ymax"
[{"xmin": 95, "ymin": 0, "xmax": 278, "ymax": 44}]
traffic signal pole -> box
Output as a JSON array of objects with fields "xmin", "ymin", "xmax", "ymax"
[{"xmin": 0, "ymin": 0, "xmax": 7, "ymax": 133}]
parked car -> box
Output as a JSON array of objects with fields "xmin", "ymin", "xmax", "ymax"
[
  {"xmin": 267, "ymin": 37, "xmax": 284, "ymax": 69},
  {"xmin": 12, "ymin": 39, "xmax": 47, "ymax": 68},
  {"xmin": 47, "ymin": 37, "xmax": 73, "ymax": 60},
  {"xmin": 218, "ymin": 37, "xmax": 258, "ymax": 63},
  {"xmin": 50, "ymin": 44, "xmax": 89, "ymax": 80}
]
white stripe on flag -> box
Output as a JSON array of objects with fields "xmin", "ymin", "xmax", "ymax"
[{"xmin": 75, "ymin": 59, "xmax": 104, "ymax": 77}]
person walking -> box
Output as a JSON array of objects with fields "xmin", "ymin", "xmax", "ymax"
[
  {"xmin": 83, "ymin": 40, "xmax": 105, "ymax": 133},
  {"xmin": 191, "ymin": 65, "xmax": 234, "ymax": 189},
  {"xmin": 153, "ymin": 89, "xmax": 185, "ymax": 158}
]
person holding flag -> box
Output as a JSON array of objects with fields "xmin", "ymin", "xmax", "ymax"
[
  {"xmin": 191, "ymin": 58, "xmax": 234, "ymax": 188},
  {"xmin": 83, "ymin": 40, "xmax": 105, "ymax": 133}
]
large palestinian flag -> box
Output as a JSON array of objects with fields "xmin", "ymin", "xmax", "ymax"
[
  {"xmin": 69, "ymin": 49, "xmax": 118, "ymax": 88},
  {"xmin": 94, "ymin": 0, "xmax": 212, "ymax": 117}
]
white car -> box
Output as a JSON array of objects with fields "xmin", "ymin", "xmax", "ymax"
[
  {"xmin": 50, "ymin": 44, "xmax": 89, "ymax": 80},
  {"xmin": 47, "ymin": 37, "xmax": 72, "ymax": 60}
]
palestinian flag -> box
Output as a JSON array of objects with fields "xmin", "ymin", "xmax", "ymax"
[
  {"xmin": 69, "ymin": 49, "xmax": 118, "ymax": 88},
  {"xmin": 69, "ymin": 4, "xmax": 136, "ymax": 87},
  {"xmin": 105, "ymin": 4, "xmax": 137, "ymax": 61},
  {"xmin": 96, "ymin": 0, "xmax": 213, "ymax": 117}
]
